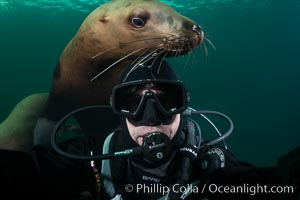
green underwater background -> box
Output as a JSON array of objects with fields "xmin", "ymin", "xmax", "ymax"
[{"xmin": 0, "ymin": 0, "xmax": 299, "ymax": 166}]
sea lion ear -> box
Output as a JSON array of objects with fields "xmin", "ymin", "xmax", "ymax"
[{"xmin": 99, "ymin": 15, "xmax": 108, "ymax": 23}]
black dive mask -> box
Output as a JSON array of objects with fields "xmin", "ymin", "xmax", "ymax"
[
  {"xmin": 111, "ymin": 80, "xmax": 188, "ymax": 126},
  {"xmin": 129, "ymin": 90, "xmax": 175, "ymax": 126}
]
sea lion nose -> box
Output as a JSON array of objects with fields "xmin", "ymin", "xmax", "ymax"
[{"xmin": 192, "ymin": 24, "xmax": 204, "ymax": 44}]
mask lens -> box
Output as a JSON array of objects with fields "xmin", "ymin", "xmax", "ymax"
[
  {"xmin": 155, "ymin": 83, "xmax": 185, "ymax": 113},
  {"xmin": 114, "ymin": 85, "xmax": 143, "ymax": 114}
]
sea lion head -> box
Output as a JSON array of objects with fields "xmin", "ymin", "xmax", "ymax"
[
  {"xmin": 89, "ymin": 0, "xmax": 204, "ymax": 57},
  {"xmin": 52, "ymin": 0, "xmax": 204, "ymax": 113},
  {"xmin": 62, "ymin": 0, "xmax": 204, "ymax": 69}
]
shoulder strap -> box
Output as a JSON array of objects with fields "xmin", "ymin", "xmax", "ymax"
[
  {"xmin": 101, "ymin": 129, "xmax": 127, "ymax": 199},
  {"xmin": 101, "ymin": 132, "xmax": 116, "ymax": 198}
]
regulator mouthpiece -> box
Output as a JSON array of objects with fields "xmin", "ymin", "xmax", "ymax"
[{"xmin": 142, "ymin": 132, "xmax": 172, "ymax": 163}]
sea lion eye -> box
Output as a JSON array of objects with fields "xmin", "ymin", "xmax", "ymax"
[{"xmin": 131, "ymin": 17, "xmax": 145, "ymax": 28}]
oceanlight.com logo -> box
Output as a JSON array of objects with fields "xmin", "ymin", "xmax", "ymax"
[{"xmin": 206, "ymin": 183, "xmax": 295, "ymax": 196}]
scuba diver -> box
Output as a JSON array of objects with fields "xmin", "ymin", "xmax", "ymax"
[
  {"xmin": 49, "ymin": 58, "xmax": 288, "ymax": 200},
  {"xmin": 91, "ymin": 59, "xmax": 282, "ymax": 200}
]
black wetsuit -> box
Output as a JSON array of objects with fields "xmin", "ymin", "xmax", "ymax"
[
  {"xmin": 98, "ymin": 129, "xmax": 284, "ymax": 200},
  {"xmin": 0, "ymin": 130, "xmax": 297, "ymax": 200}
]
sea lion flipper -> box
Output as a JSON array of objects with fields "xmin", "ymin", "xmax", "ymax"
[{"xmin": 0, "ymin": 93, "xmax": 48, "ymax": 151}]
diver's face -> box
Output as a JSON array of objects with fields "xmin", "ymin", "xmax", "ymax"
[
  {"xmin": 124, "ymin": 84, "xmax": 181, "ymax": 146},
  {"xmin": 126, "ymin": 114, "xmax": 180, "ymax": 146}
]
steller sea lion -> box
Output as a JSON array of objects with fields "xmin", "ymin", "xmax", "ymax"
[{"xmin": 17, "ymin": 0, "xmax": 205, "ymax": 148}]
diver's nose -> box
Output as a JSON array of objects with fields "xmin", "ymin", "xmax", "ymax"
[{"xmin": 192, "ymin": 24, "xmax": 204, "ymax": 45}]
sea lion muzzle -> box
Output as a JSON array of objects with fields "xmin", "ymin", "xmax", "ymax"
[{"xmin": 192, "ymin": 24, "xmax": 204, "ymax": 45}]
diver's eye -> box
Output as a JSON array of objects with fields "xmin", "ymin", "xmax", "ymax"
[{"xmin": 131, "ymin": 17, "xmax": 145, "ymax": 28}]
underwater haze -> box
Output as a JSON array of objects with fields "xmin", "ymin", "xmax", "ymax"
[{"xmin": 0, "ymin": 0, "xmax": 299, "ymax": 166}]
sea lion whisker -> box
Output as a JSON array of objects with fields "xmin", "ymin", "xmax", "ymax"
[
  {"xmin": 124, "ymin": 47, "xmax": 166, "ymax": 81},
  {"xmin": 132, "ymin": 46, "xmax": 165, "ymax": 67},
  {"xmin": 91, "ymin": 37, "xmax": 166, "ymax": 59},
  {"xmin": 192, "ymin": 46, "xmax": 197, "ymax": 66},
  {"xmin": 91, "ymin": 31, "xmax": 191, "ymax": 60},
  {"xmin": 185, "ymin": 43, "xmax": 196, "ymax": 70},
  {"xmin": 175, "ymin": 46, "xmax": 183, "ymax": 57},
  {"xmin": 204, "ymin": 37, "xmax": 216, "ymax": 51},
  {"xmin": 177, "ymin": 42, "xmax": 188, "ymax": 56},
  {"xmin": 124, "ymin": 50, "xmax": 160, "ymax": 81},
  {"xmin": 92, "ymin": 46, "xmax": 119, "ymax": 59},
  {"xmin": 157, "ymin": 32, "xmax": 177, "ymax": 37},
  {"xmin": 139, "ymin": 48, "xmax": 167, "ymax": 66},
  {"xmin": 147, "ymin": 53, "xmax": 166, "ymax": 74},
  {"xmin": 132, "ymin": 49, "xmax": 165, "ymax": 71},
  {"xmin": 171, "ymin": 46, "xmax": 180, "ymax": 57},
  {"xmin": 129, "ymin": 47, "xmax": 159, "ymax": 67},
  {"xmin": 140, "ymin": 48, "xmax": 165, "ymax": 70},
  {"xmin": 121, "ymin": 37, "xmax": 167, "ymax": 46},
  {"xmin": 183, "ymin": 47, "xmax": 193, "ymax": 71},
  {"xmin": 203, "ymin": 42, "xmax": 209, "ymax": 62},
  {"xmin": 189, "ymin": 43, "xmax": 195, "ymax": 62},
  {"xmin": 131, "ymin": 44, "xmax": 165, "ymax": 67},
  {"xmin": 90, "ymin": 47, "xmax": 147, "ymax": 82},
  {"xmin": 157, "ymin": 57, "xmax": 166, "ymax": 74},
  {"xmin": 128, "ymin": 51, "xmax": 148, "ymax": 67},
  {"xmin": 157, "ymin": 50, "xmax": 169, "ymax": 73},
  {"xmin": 173, "ymin": 48, "xmax": 179, "ymax": 58},
  {"xmin": 202, "ymin": 36, "xmax": 216, "ymax": 62}
]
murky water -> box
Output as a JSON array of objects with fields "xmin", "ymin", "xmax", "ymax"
[{"xmin": 0, "ymin": 0, "xmax": 299, "ymax": 166}]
